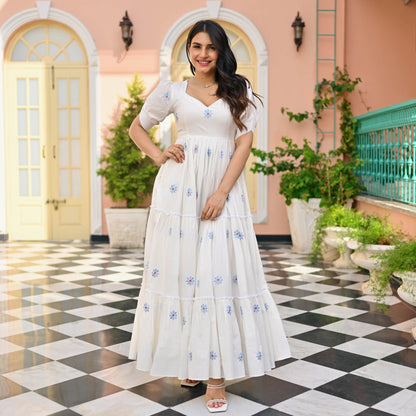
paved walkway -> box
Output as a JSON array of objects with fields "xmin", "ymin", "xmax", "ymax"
[{"xmin": 0, "ymin": 241, "xmax": 415, "ymax": 416}]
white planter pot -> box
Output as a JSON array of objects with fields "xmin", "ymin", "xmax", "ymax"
[
  {"xmin": 323, "ymin": 227, "xmax": 356, "ymax": 269},
  {"xmin": 286, "ymin": 198, "xmax": 323, "ymax": 253},
  {"xmin": 321, "ymin": 243, "xmax": 339, "ymax": 263},
  {"xmin": 394, "ymin": 271, "xmax": 416, "ymax": 306},
  {"xmin": 105, "ymin": 207, "xmax": 149, "ymax": 248},
  {"xmin": 348, "ymin": 240, "xmax": 395, "ymax": 295}
]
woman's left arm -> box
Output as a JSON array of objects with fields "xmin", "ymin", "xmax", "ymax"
[{"xmin": 200, "ymin": 132, "xmax": 253, "ymax": 221}]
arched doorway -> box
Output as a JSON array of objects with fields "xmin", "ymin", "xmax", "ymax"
[
  {"xmin": 4, "ymin": 21, "xmax": 90, "ymax": 240},
  {"xmin": 170, "ymin": 21, "xmax": 259, "ymax": 213}
]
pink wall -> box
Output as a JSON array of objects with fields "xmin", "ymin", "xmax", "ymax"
[
  {"xmin": 1, "ymin": 0, "xmax": 415, "ymax": 237},
  {"xmin": 345, "ymin": 0, "xmax": 416, "ymax": 115},
  {"xmin": 355, "ymin": 200, "xmax": 416, "ymax": 239}
]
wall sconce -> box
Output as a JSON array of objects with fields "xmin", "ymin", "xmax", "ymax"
[
  {"xmin": 291, "ymin": 12, "xmax": 305, "ymax": 51},
  {"xmin": 119, "ymin": 11, "xmax": 133, "ymax": 51}
]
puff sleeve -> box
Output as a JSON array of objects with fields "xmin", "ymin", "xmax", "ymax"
[
  {"xmin": 236, "ymin": 84, "xmax": 259, "ymax": 139},
  {"xmin": 139, "ymin": 80, "xmax": 173, "ymax": 131}
]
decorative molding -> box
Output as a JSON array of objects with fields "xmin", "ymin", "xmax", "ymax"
[
  {"xmin": 160, "ymin": 7, "xmax": 269, "ymax": 224},
  {"xmin": 0, "ymin": 7, "xmax": 102, "ymax": 237},
  {"xmin": 206, "ymin": 0, "xmax": 222, "ymax": 19},
  {"xmin": 36, "ymin": 1, "xmax": 51, "ymax": 19}
]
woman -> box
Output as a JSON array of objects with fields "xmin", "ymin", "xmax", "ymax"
[{"xmin": 128, "ymin": 20, "xmax": 290, "ymax": 413}]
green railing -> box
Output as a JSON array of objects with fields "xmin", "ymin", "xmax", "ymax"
[{"xmin": 355, "ymin": 99, "xmax": 416, "ymax": 205}]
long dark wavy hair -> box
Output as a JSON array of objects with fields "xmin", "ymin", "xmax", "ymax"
[{"xmin": 186, "ymin": 20, "xmax": 260, "ymax": 131}]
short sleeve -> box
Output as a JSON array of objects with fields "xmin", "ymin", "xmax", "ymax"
[
  {"xmin": 236, "ymin": 84, "xmax": 259, "ymax": 139},
  {"xmin": 139, "ymin": 80, "xmax": 173, "ymax": 130}
]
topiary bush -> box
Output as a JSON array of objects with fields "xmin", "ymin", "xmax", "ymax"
[{"xmin": 97, "ymin": 73, "xmax": 160, "ymax": 208}]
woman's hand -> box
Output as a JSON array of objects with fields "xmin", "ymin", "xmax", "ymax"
[
  {"xmin": 156, "ymin": 144, "xmax": 185, "ymax": 165},
  {"xmin": 201, "ymin": 189, "xmax": 228, "ymax": 221}
]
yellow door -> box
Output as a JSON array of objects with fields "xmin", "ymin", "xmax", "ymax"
[
  {"xmin": 4, "ymin": 22, "xmax": 90, "ymax": 240},
  {"xmin": 171, "ymin": 22, "xmax": 258, "ymax": 213}
]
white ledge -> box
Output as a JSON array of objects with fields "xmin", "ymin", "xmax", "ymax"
[{"xmin": 355, "ymin": 195, "xmax": 416, "ymax": 218}]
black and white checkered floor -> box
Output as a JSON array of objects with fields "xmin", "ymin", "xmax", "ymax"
[{"xmin": 1, "ymin": 241, "xmax": 416, "ymax": 416}]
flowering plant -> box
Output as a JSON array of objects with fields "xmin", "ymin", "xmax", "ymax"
[{"xmin": 251, "ymin": 137, "xmax": 363, "ymax": 207}]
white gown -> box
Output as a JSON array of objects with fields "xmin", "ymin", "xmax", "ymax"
[{"xmin": 129, "ymin": 80, "xmax": 291, "ymax": 380}]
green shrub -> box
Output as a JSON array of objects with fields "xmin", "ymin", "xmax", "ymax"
[{"xmin": 97, "ymin": 74, "xmax": 160, "ymax": 208}]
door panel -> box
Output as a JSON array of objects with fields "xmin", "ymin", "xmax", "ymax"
[
  {"xmin": 6, "ymin": 68, "xmax": 49, "ymax": 239},
  {"xmin": 50, "ymin": 68, "xmax": 90, "ymax": 239}
]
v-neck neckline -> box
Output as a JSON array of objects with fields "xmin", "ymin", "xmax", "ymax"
[{"xmin": 184, "ymin": 80, "xmax": 222, "ymax": 109}]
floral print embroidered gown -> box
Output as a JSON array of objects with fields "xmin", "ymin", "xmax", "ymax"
[{"xmin": 129, "ymin": 80, "xmax": 291, "ymax": 380}]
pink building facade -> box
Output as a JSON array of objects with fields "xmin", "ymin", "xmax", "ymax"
[{"xmin": 0, "ymin": 0, "xmax": 415, "ymax": 241}]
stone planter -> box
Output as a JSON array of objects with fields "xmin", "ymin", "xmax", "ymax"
[
  {"xmin": 286, "ymin": 198, "xmax": 323, "ymax": 253},
  {"xmin": 323, "ymin": 227, "xmax": 356, "ymax": 269},
  {"xmin": 105, "ymin": 207, "xmax": 149, "ymax": 248},
  {"xmin": 321, "ymin": 243, "xmax": 339, "ymax": 263},
  {"xmin": 394, "ymin": 271, "xmax": 416, "ymax": 306},
  {"xmin": 348, "ymin": 240, "xmax": 395, "ymax": 295}
]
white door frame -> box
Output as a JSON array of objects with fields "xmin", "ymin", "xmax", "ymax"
[
  {"xmin": 0, "ymin": 2, "xmax": 102, "ymax": 238},
  {"xmin": 159, "ymin": 2, "xmax": 269, "ymax": 223}
]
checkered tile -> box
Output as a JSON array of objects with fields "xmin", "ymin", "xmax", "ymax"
[{"xmin": 0, "ymin": 241, "xmax": 415, "ymax": 416}]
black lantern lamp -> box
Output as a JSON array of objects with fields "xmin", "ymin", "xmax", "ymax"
[
  {"xmin": 120, "ymin": 11, "xmax": 133, "ymax": 51},
  {"xmin": 291, "ymin": 12, "xmax": 305, "ymax": 51}
]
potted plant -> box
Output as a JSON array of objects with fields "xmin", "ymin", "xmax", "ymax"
[
  {"xmin": 312, "ymin": 205, "xmax": 364, "ymax": 268},
  {"xmin": 251, "ymin": 67, "xmax": 365, "ymax": 253},
  {"xmin": 347, "ymin": 215, "xmax": 404, "ymax": 296},
  {"xmin": 97, "ymin": 74, "xmax": 160, "ymax": 248},
  {"xmin": 376, "ymin": 239, "xmax": 416, "ymax": 307}
]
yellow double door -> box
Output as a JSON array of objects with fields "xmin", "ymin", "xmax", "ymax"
[{"xmin": 5, "ymin": 65, "xmax": 90, "ymax": 240}]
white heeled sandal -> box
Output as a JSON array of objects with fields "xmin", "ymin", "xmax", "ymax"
[
  {"xmin": 206, "ymin": 382, "xmax": 228, "ymax": 413},
  {"xmin": 180, "ymin": 379, "xmax": 201, "ymax": 387}
]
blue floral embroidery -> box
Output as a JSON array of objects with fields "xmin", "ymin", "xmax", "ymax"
[
  {"xmin": 226, "ymin": 195, "xmax": 230, "ymax": 202},
  {"xmin": 185, "ymin": 276, "xmax": 195, "ymax": 286},
  {"xmin": 163, "ymin": 92, "xmax": 170, "ymax": 101},
  {"xmin": 238, "ymin": 353, "xmax": 244, "ymax": 362},
  {"xmin": 213, "ymin": 275, "xmax": 223, "ymax": 285},
  {"xmin": 196, "ymin": 191, "xmax": 199, "ymax": 199},
  {"xmin": 204, "ymin": 108, "xmax": 213, "ymax": 118},
  {"xmin": 184, "ymin": 142, "xmax": 188, "ymax": 151},
  {"xmin": 226, "ymin": 305, "xmax": 232, "ymax": 315},
  {"xmin": 210, "ymin": 351, "xmax": 217, "ymax": 360},
  {"xmin": 182, "ymin": 317, "xmax": 187, "ymax": 326},
  {"xmin": 256, "ymin": 351, "xmax": 262, "ymax": 360},
  {"xmin": 233, "ymin": 275, "xmax": 238, "ymax": 284},
  {"xmin": 175, "ymin": 112, "xmax": 179, "ymax": 121},
  {"xmin": 197, "ymin": 280, "xmax": 200, "ymax": 288},
  {"xmin": 207, "ymin": 148, "xmax": 212, "ymax": 157},
  {"xmin": 220, "ymin": 150, "xmax": 224, "ymax": 159},
  {"xmin": 241, "ymin": 193, "xmax": 245, "ymax": 202},
  {"xmin": 168, "ymin": 227, "xmax": 172, "ymax": 236},
  {"xmin": 169, "ymin": 310, "xmax": 178, "ymax": 320},
  {"xmin": 208, "ymin": 231, "xmax": 213, "ymax": 239},
  {"xmin": 233, "ymin": 230, "xmax": 244, "ymax": 240},
  {"xmin": 145, "ymin": 261, "xmax": 149, "ymax": 269},
  {"xmin": 169, "ymin": 184, "xmax": 177, "ymax": 193},
  {"xmin": 143, "ymin": 303, "xmax": 150, "ymax": 312},
  {"xmin": 240, "ymin": 306, "xmax": 244, "ymax": 315},
  {"xmin": 199, "ymin": 237, "xmax": 203, "ymax": 243},
  {"xmin": 264, "ymin": 303, "xmax": 269, "ymax": 311},
  {"xmin": 201, "ymin": 304, "xmax": 208, "ymax": 313},
  {"xmin": 186, "ymin": 188, "xmax": 192, "ymax": 197},
  {"xmin": 194, "ymin": 144, "xmax": 199, "ymax": 153},
  {"xmin": 253, "ymin": 304, "xmax": 260, "ymax": 313},
  {"xmin": 226, "ymin": 229, "xmax": 230, "ymax": 239},
  {"xmin": 179, "ymin": 229, "xmax": 183, "ymax": 238},
  {"xmin": 189, "ymin": 352, "xmax": 192, "ymax": 361},
  {"xmin": 152, "ymin": 268, "xmax": 159, "ymax": 278}
]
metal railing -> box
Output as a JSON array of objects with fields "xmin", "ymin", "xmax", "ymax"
[{"xmin": 355, "ymin": 99, "xmax": 416, "ymax": 205}]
